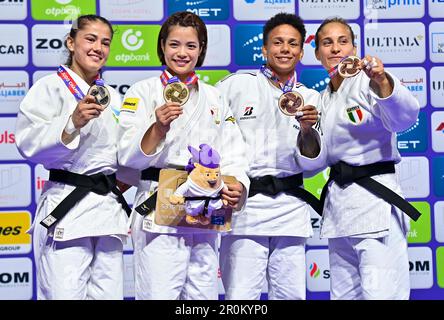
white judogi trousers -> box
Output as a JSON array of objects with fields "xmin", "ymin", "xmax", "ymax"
[
  {"xmin": 220, "ymin": 235, "xmax": 306, "ymax": 300},
  {"xmin": 133, "ymin": 231, "xmax": 219, "ymax": 300},
  {"xmin": 328, "ymin": 212, "xmax": 410, "ymax": 300},
  {"xmin": 35, "ymin": 229, "xmax": 124, "ymax": 300}
]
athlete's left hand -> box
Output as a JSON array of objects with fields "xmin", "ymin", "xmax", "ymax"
[
  {"xmin": 221, "ymin": 182, "xmax": 245, "ymax": 210},
  {"xmin": 361, "ymin": 55, "xmax": 393, "ymax": 98},
  {"xmin": 296, "ymin": 105, "xmax": 319, "ymax": 131}
]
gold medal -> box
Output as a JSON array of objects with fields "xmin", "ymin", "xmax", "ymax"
[
  {"xmin": 338, "ymin": 56, "xmax": 361, "ymax": 78},
  {"xmin": 163, "ymin": 82, "xmax": 190, "ymax": 106},
  {"xmin": 87, "ymin": 84, "xmax": 110, "ymax": 108},
  {"xmin": 278, "ymin": 91, "xmax": 304, "ymax": 117}
]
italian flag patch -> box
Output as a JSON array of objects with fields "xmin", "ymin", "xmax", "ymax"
[{"xmin": 346, "ymin": 106, "xmax": 364, "ymax": 124}]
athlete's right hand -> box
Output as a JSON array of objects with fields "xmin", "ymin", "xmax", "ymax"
[
  {"xmin": 72, "ymin": 95, "xmax": 104, "ymax": 129},
  {"xmin": 154, "ymin": 102, "xmax": 183, "ymax": 136}
]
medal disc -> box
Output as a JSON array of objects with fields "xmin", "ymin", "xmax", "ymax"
[
  {"xmin": 278, "ymin": 91, "xmax": 304, "ymax": 116},
  {"xmin": 87, "ymin": 84, "xmax": 110, "ymax": 108},
  {"xmin": 163, "ymin": 82, "xmax": 190, "ymax": 106},
  {"xmin": 338, "ymin": 56, "xmax": 361, "ymax": 78}
]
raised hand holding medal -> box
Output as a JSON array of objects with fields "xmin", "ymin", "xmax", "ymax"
[{"xmin": 87, "ymin": 79, "xmax": 111, "ymax": 108}]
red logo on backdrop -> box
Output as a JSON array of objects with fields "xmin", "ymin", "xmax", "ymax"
[{"xmin": 0, "ymin": 131, "xmax": 15, "ymax": 144}]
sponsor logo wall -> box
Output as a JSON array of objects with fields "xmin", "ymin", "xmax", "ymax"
[{"xmin": 0, "ymin": 0, "xmax": 442, "ymax": 300}]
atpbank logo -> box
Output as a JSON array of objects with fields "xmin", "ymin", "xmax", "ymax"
[
  {"xmin": 396, "ymin": 111, "xmax": 427, "ymax": 153},
  {"xmin": 364, "ymin": 0, "xmax": 424, "ymax": 19},
  {"xmin": 234, "ymin": 0, "xmax": 294, "ymax": 21},
  {"xmin": 432, "ymin": 112, "xmax": 444, "ymax": 152},
  {"xmin": 407, "ymin": 202, "xmax": 431, "ymax": 244},
  {"xmin": 195, "ymin": 70, "xmax": 230, "ymax": 85},
  {"xmin": 108, "ymin": 25, "xmax": 160, "ymax": 67},
  {"xmin": 364, "ymin": 22, "xmax": 425, "ymax": 63},
  {"xmin": 299, "ymin": 68, "xmax": 330, "ymax": 93},
  {"xmin": 433, "ymin": 157, "xmax": 444, "ymax": 197},
  {"xmin": 167, "ymin": 0, "xmax": 228, "ymax": 20},
  {"xmin": 234, "ymin": 25, "xmax": 264, "ymax": 66},
  {"xmin": 31, "ymin": 0, "xmax": 95, "ymax": 21},
  {"xmin": 299, "ymin": 0, "xmax": 360, "ymax": 20},
  {"xmin": 121, "ymin": 29, "xmax": 144, "ymax": 51}
]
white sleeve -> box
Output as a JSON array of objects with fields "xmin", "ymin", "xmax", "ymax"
[
  {"xmin": 370, "ymin": 71, "xmax": 420, "ymax": 133},
  {"xmin": 173, "ymin": 179, "xmax": 190, "ymax": 196},
  {"xmin": 15, "ymin": 78, "xmax": 79, "ymax": 165},
  {"xmin": 218, "ymin": 93, "xmax": 250, "ymax": 193},
  {"xmin": 117, "ymin": 81, "xmax": 166, "ymax": 170},
  {"xmin": 294, "ymin": 91, "xmax": 327, "ymax": 172}
]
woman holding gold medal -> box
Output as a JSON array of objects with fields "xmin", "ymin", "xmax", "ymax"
[
  {"xmin": 15, "ymin": 15, "xmax": 134, "ymax": 299},
  {"xmin": 216, "ymin": 13, "xmax": 325, "ymax": 300},
  {"xmin": 117, "ymin": 11, "xmax": 249, "ymax": 300},
  {"xmin": 314, "ymin": 17, "xmax": 420, "ymax": 299}
]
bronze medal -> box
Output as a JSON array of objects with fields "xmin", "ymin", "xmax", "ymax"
[
  {"xmin": 338, "ymin": 56, "xmax": 361, "ymax": 78},
  {"xmin": 87, "ymin": 84, "xmax": 110, "ymax": 108},
  {"xmin": 278, "ymin": 91, "xmax": 304, "ymax": 117},
  {"xmin": 163, "ymin": 81, "xmax": 190, "ymax": 106}
]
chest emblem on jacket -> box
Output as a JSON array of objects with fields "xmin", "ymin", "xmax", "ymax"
[
  {"xmin": 240, "ymin": 106, "xmax": 256, "ymax": 120},
  {"xmin": 345, "ymin": 105, "xmax": 364, "ymax": 125}
]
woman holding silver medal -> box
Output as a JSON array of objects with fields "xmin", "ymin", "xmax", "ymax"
[
  {"xmin": 15, "ymin": 15, "xmax": 134, "ymax": 299},
  {"xmin": 314, "ymin": 17, "xmax": 421, "ymax": 300},
  {"xmin": 216, "ymin": 13, "xmax": 326, "ymax": 300},
  {"xmin": 117, "ymin": 11, "xmax": 249, "ymax": 300}
]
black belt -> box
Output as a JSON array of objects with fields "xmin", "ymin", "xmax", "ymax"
[
  {"xmin": 135, "ymin": 168, "xmax": 161, "ymax": 216},
  {"xmin": 40, "ymin": 169, "xmax": 132, "ymax": 229},
  {"xmin": 136, "ymin": 167, "xmax": 221, "ymax": 217},
  {"xmin": 319, "ymin": 161, "xmax": 421, "ymax": 221},
  {"xmin": 248, "ymin": 173, "xmax": 322, "ymax": 215}
]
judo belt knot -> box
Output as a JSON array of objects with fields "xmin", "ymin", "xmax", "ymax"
[{"xmin": 248, "ymin": 174, "xmax": 322, "ymax": 215}]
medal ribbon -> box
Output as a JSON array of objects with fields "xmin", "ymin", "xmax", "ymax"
[
  {"xmin": 160, "ymin": 70, "xmax": 199, "ymax": 88},
  {"xmin": 327, "ymin": 56, "xmax": 352, "ymax": 78},
  {"xmin": 57, "ymin": 65, "xmax": 102, "ymax": 101},
  {"xmin": 260, "ymin": 65, "xmax": 295, "ymax": 93}
]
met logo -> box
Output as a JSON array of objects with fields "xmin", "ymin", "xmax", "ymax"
[
  {"xmin": 396, "ymin": 111, "xmax": 427, "ymax": 153},
  {"xmin": 167, "ymin": 0, "xmax": 228, "ymax": 20},
  {"xmin": 234, "ymin": 25, "xmax": 265, "ymax": 66}
]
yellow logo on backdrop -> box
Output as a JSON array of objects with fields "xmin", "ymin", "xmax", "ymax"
[{"xmin": 0, "ymin": 212, "xmax": 31, "ymax": 245}]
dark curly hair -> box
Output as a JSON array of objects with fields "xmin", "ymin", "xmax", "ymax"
[{"xmin": 263, "ymin": 13, "xmax": 306, "ymax": 48}]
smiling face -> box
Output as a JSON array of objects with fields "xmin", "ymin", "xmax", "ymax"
[
  {"xmin": 315, "ymin": 22, "xmax": 356, "ymax": 71},
  {"xmin": 262, "ymin": 24, "xmax": 303, "ymax": 82},
  {"xmin": 161, "ymin": 26, "xmax": 202, "ymax": 82},
  {"xmin": 66, "ymin": 20, "xmax": 112, "ymax": 82}
]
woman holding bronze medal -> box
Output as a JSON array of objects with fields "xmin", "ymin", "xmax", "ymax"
[
  {"xmin": 314, "ymin": 17, "xmax": 420, "ymax": 300},
  {"xmin": 15, "ymin": 15, "xmax": 134, "ymax": 299},
  {"xmin": 117, "ymin": 11, "xmax": 249, "ymax": 300},
  {"xmin": 216, "ymin": 13, "xmax": 325, "ymax": 300}
]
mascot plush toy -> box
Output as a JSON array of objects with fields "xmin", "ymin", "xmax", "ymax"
[{"xmin": 169, "ymin": 144, "xmax": 228, "ymax": 225}]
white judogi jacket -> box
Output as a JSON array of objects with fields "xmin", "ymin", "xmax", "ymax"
[
  {"xmin": 118, "ymin": 76, "xmax": 249, "ymax": 234},
  {"xmin": 15, "ymin": 66, "xmax": 131, "ymax": 242},
  {"xmin": 319, "ymin": 71, "xmax": 420, "ymax": 238},
  {"xmin": 216, "ymin": 71, "xmax": 326, "ymax": 237}
]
